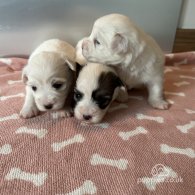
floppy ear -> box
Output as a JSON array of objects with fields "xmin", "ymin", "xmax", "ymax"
[
  {"xmin": 111, "ymin": 33, "xmax": 129, "ymax": 54},
  {"xmin": 65, "ymin": 59, "xmax": 76, "ymax": 71},
  {"xmin": 21, "ymin": 66, "xmax": 28, "ymax": 84}
]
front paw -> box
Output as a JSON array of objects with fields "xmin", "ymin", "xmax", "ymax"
[
  {"xmin": 53, "ymin": 108, "xmax": 73, "ymax": 119},
  {"xmin": 20, "ymin": 106, "xmax": 40, "ymax": 118},
  {"xmin": 148, "ymin": 99, "xmax": 170, "ymax": 110}
]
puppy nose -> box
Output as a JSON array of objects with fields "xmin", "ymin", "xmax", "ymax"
[
  {"xmin": 83, "ymin": 115, "xmax": 92, "ymax": 121},
  {"xmin": 44, "ymin": 104, "xmax": 53, "ymax": 110}
]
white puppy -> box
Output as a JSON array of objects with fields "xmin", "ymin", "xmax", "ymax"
[
  {"xmin": 20, "ymin": 39, "xmax": 76, "ymax": 118},
  {"xmin": 74, "ymin": 62, "xmax": 127, "ymax": 123},
  {"xmin": 76, "ymin": 13, "xmax": 169, "ymax": 109}
]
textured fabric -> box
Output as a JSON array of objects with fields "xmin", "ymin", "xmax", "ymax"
[{"xmin": 0, "ymin": 53, "xmax": 195, "ymax": 195}]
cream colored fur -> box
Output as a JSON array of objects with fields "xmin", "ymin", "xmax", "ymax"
[
  {"xmin": 76, "ymin": 13, "xmax": 169, "ymax": 109},
  {"xmin": 20, "ymin": 39, "xmax": 76, "ymax": 118}
]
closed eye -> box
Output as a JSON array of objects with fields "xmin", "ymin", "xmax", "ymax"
[
  {"xmin": 52, "ymin": 82, "xmax": 64, "ymax": 90},
  {"xmin": 94, "ymin": 38, "xmax": 100, "ymax": 46},
  {"xmin": 95, "ymin": 96, "xmax": 112, "ymax": 109}
]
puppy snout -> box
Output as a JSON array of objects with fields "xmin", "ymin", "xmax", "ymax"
[
  {"xmin": 82, "ymin": 40, "xmax": 89, "ymax": 50},
  {"xmin": 83, "ymin": 114, "xmax": 92, "ymax": 121},
  {"xmin": 44, "ymin": 104, "xmax": 53, "ymax": 110}
]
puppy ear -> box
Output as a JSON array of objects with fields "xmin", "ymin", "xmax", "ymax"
[
  {"xmin": 21, "ymin": 67, "xmax": 28, "ymax": 84},
  {"xmin": 65, "ymin": 59, "xmax": 76, "ymax": 71},
  {"xmin": 111, "ymin": 33, "xmax": 129, "ymax": 54}
]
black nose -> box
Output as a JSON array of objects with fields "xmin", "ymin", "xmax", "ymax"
[
  {"xmin": 83, "ymin": 115, "xmax": 92, "ymax": 120},
  {"xmin": 44, "ymin": 104, "xmax": 53, "ymax": 110}
]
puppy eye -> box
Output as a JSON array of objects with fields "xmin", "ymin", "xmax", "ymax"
[
  {"xmin": 96, "ymin": 96, "xmax": 111, "ymax": 109},
  {"xmin": 32, "ymin": 86, "xmax": 37, "ymax": 91},
  {"xmin": 94, "ymin": 39, "xmax": 100, "ymax": 45},
  {"xmin": 52, "ymin": 83, "xmax": 63, "ymax": 89},
  {"xmin": 74, "ymin": 89, "xmax": 83, "ymax": 101}
]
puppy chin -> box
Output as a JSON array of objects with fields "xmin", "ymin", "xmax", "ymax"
[{"xmin": 74, "ymin": 109, "xmax": 105, "ymax": 124}]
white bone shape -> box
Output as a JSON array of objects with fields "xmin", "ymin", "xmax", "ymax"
[
  {"xmin": 173, "ymin": 81, "xmax": 190, "ymax": 87},
  {"xmin": 174, "ymin": 58, "xmax": 188, "ymax": 66},
  {"xmin": 5, "ymin": 167, "xmax": 48, "ymax": 187},
  {"xmin": 128, "ymin": 95, "xmax": 144, "ymax": 101},
  {"xmin": 176, "ymin": 121, "xmax": 195, "ymax": 133},
  {"xmin": 180, "ymin": 75, "xmax": 195, "ymax": 80},
  {"xmin": 0, "ymin": 144, "xmax": 12, "ymax": 155},
  {"xmin": 0, "ymin": 113, "xmax": 19, "ymax": 122},
  {"xmin": 136, "ymin": 113, "xmax": 164, "ymax": 123},
  {"xmin": 119, "ymin": 126, "xmax": 147, "ymax": 140},
  {"xmin": 0, "ymin": 93, "xmax": 24, "ymax": 101},
  {"xmin": 108, "ymin": 103, "xmax": 128, "ymax": 113},
  {"xmin": 90, "ymin": 153, "xmax": 128, "ymax": 170},
  {"xmin": 65, "ymin": 180, "xmax": 97, "ymax": 195},
  {"xmin": 141, "ymin": 166, "xmax": 178, "ymax": 191},
  {"xmin": 16, "ymin": 126, "xmax": 48, "ymax": 139},
  {"xmin": 52, "ymin": 134, "xmax": 85, "ymax": 152},
  {"xmin": 0, "ymin": 58, "xmax": 12, "ymax": 65},
  {"xmin": 164, "ymin": 91, "xmax": 185, "ymax": 97},
  {"xmin": 167, "ymin": 99, "xmax": 174, "ymax": 105},
  {"xmin": 7, "ymin": 80, "xmax": 22, "ymax": 85},
  {"xmin": 185, "ymin": 109, "xmax": 195, "ymax": 114},
  {"xmin": 160, "ymin": 144, "xmax": 195, "ymax": 158},
  {"xmin": 164, "ymin": 68, "xmax": 173, "ymax": 74}
]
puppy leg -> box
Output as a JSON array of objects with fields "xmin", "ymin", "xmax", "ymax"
[
  {"xmin": 20, "ymin": 87, "xmax": 39, "ymax": 118},
  {"xmin": 147, "ymin": 79, "xmax": 169, "ymax": 110}
]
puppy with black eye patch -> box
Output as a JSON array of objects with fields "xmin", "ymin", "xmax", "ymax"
[
  {"xmin": 76, "ymin": 13, "xmax": 169, "ymax": 110},
  {"xmin": 74, "ymin": 62, "xmax": 128, "ymax": 123},
  {"xmin": 20, "ymin": 39, "xmax": 76, "ymax": 118}
]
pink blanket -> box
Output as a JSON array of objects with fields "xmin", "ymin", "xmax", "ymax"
[{"xmin": 0, "ymin": 53, "xmax": 194, "ymax": 195}]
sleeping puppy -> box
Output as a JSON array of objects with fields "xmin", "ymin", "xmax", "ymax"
[
  {"xmin": 20, "ymin": 39, "xmax": 76, "ymax": 118},
  {"xmin": 76, "ymin": 13, "xmax": 169, "ymax": 109},
  {"xmin": 74, "ymin": 62, "xmax": 128, "ymax": 123}
]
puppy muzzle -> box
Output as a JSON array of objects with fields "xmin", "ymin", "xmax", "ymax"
[{"xmin": 82, "ymin": 39, "xmax": 91, "ymax": 57}]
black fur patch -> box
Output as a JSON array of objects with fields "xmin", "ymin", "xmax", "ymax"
[
  {"xmin": 75, "ymin": 62, "xmax": 84, "ymax": 78},
  {"xmin": 92, "ymin": 71, "xmax": 124, "ymax": 109}
]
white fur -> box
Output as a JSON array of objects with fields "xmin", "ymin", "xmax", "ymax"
[
  {"xmin": 74, "ymin": 63, "xmax": 127, "ymax": 123},
  {"xmin": 76, "ymin": 14, "xmax": 169, "ymax": 109},
  {"xmin": 20, "ymin": 39, "xmax": 76, "ymax": 118}
]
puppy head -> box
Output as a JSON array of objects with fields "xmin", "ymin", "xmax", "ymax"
[
  {"xmin": 74, "ymin": 63, "xmax": 125, "ymax": 123},
  {"xmin": 75, "ymin": 38, "xmax": 88, "ymax": 66},
  {"xmin": 22, "ymin": 52, "xmax": 74, "ymax": 111},
  {"xmin": 81, "ymin": 14, "xmax": 131, "ymax": 65}
]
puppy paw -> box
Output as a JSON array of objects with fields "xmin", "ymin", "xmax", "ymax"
[
  {"xmin": 62, "ymin": 109, "xmax": 74, "ymax": 118},
  {"xmin": 53, "ymin": 109, "xmax": 73, "ymax": 118},
  {"xmin": 20, "ymin": 106, "xmax": 40, "ymax": 118},
  {"xmin": 148, "ymin": 99, "xmax": 170, "ymax": 110}
]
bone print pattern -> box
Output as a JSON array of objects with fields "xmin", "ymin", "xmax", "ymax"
[{"xmin": 0, "ymin": 53, "xmax": 195, "ymax": 195}]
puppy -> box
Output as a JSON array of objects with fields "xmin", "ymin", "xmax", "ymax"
[
  {"xmin": 76, "ymin": 13, "xmax": 169, "ymax": 109},
  {"xmin": 74, "ymin": 62, "xmax": 128, "ymax": 123},
  {"xmin": 20, "ymin": 39, "xmax": 76, "ymax": 118}
]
